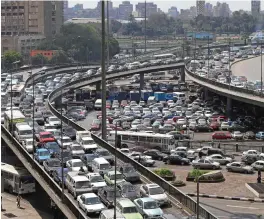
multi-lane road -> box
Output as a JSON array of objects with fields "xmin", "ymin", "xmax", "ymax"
[{"xmin": 232, "ymin": 56, "xmax": 264, "ymax": 82}]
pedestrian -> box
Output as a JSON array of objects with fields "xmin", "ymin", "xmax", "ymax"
[
  {"xmin": 198, "ymin": 151, "xmax": 203, "ymax": 159},
  {"xmin": 218, "ymin": 142, "xmax": 221, "ymax": 149},
  {"xmin": 16, "ymin": 194, "xmax": 22, "ymax": 208},
  {"xmin": 1, "ymin": 196, "xmax": 3, "ymax": 211}
]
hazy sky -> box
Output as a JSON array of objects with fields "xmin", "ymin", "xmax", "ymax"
[{"xmin": 68, "ymin": 0, "xmax": 264, "ymax": 12}]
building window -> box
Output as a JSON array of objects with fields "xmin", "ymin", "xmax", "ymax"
[
  {"xmin": 52, "ymin": 18, "xmax": 55, "ymax": 21},
  {"xmin": 19, "ymin": 6, "xmax": 24, "ymax": 9},
  {"xmin": 52, "ymin": 11, "xmax": 56, "ymax": 16}
]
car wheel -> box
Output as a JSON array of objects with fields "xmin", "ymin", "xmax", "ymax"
[
  {"xmin": 181, "ymin": 161, "xmax": 185, "ymax": 165},
  {"xmin": 158, "ymin": 157, "xmax": 162, "ymax": 161},
  {"xmin": 212, "ymin": 166, "xmax": 216, "ymax": 170},
  {"xmin": 167, "ymin": 160, "xmax": 171, "ymax": 165}
]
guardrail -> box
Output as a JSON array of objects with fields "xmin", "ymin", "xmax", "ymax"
[
  {"xmin": 46, "ymin": 65, "xmax": 218, "ymax": 219},
  {"xmin": 1, "ymin": 125, "xmax": 87, "ymax": 219}
]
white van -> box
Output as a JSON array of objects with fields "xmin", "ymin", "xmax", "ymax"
[
  {"xmin": 91, "ymin": 158, "xmax": 112, "ymax": 176},
  {"xmin": 14, "ymin": 124, "xmax": 33, "ymax": 143},
  {"xmin": 65, "ymin": 171, "xmax": 93, "ymax": 199},
  {"xmin": 99, "ymin": 209, "xmax": 125, "ymax": 219},
  {"xmin": 79, "ymin": 136, "xmax": 98, "ymax": 153},
  {"xmin": 94, "ymin": 99, "xmax": 102, "ymax": 110},
  {"xmin": 76, "ymin": 131, "xmax": 91, "ymax": 143}
]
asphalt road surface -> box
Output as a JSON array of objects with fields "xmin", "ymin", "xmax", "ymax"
[{"xmin": 231, "ymin": 56, "xmax": 264, "ymax": 82}]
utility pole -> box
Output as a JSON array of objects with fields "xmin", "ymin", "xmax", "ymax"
[
  {"xmin": 101, "ymin": 0, "xmax": 107, "ymax": 140},
  {"xmin": 261, "ymin": 43, "xmax": 263, "ymax": 94},
  {"xmin": 106, "ymin": 0, "xmax": 110, "ymax": 67},
  {"xmin": 144, "ymin": 0, "xmax": 147, "ymax": 53},
  {"xmin": 228, "ymin": 38, "xmax": 231, "ymax": 89},
  {"xmin": 114, "ymin": 122, "xmax": 117, "ymax": 219},
  {"xmin": 207, "ymin": 36, "xmax": 210, "ymax": 78},
  {"xmin": 60, "ymin": 88, "xmax": 64, "ymax": 202}
]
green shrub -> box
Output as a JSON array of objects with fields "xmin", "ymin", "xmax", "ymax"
[
  {"xmin": 189, "ymin": 169, "xmax": 210, "ymax": 178},
  {"xmin": 153, "ymin": 168, "xmax": 174, "ymax": 176}
]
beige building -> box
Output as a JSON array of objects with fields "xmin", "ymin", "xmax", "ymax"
[{"xmin": 1, "ymin": 1, "xmax": 63, "ymax": 54}]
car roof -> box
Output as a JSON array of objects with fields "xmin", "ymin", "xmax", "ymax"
[
  {"xmin": 146, "ymin": 184, "xmax": 159, "ymax": 188},
  {"xmin": 108, "ymin": 171, "xmax": 121, "ymax": 175},
  {"xmin": 40, "ymin": 131, "xmax": 52, "ymax": 135},
  {"xmin": 138, "ymin": 197, "xmax": 155, "ymax": 202},
  {"xmin": 37, "ymin": 148, "xmax": 49, "ymax": 152},
  {"xmin": 70, "ymin": 159, "xmax": 82, "ymax": 162},
  {"xmin": 82, "ymin": 193, "xmax": 98, "ymax": 198},
  {"xmin": 117, "ymin": 198, "xmax": 135, "ymax": 207}
]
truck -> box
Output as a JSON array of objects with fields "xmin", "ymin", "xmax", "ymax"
[
  {"xmin": 4, "ymin": 110, "xmax": 25, "ymax": 132},
  {"xmin": 129, "ymin": 91, "xmax": 140, "ymax": 102},
  {"xmin": 141, "ymin": 90, "xmax": 153, "ymax": 101},
  {"xmin": 154, "ymin": 92, "xmax": 166, "ymax": 102},
  {"xmin": 76, "ymin": 131, "xmax": 91, "ymax": 143}
]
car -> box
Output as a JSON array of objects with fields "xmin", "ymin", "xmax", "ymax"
[
  {"xmin": 43, "ymin": 141, "xmax": 60, "ymax": 157},
  {"xmin": 43, "ymin": 158, "xmax": 61, "ymax": 175},
  {"xmin": 242, "ymin": 150, "xmax": 259, "ymax": 157},
  {"xmin": 86, "ymin": 173, "xmax": 107, "ymax": 192},
  {"xmin": 143, "ymin": 150, "xmax": 166, "ymax": 161},
  {"xmin": 193, "ymin": 125, "xmax": 213, "ymax": 132},
  {"xmin": 63, "ymin": 126, "xmax": 76, "ymax": 140},
  {"xmin": 57, "ymin": 136, "xmax": 73, "ymax": 149},
  {"xmin": 56, "ymin": 149, "xmax": 72, "ymax": 166},
  {"xmin": 77, "ymin": 193, "xmax": 106, "ymax": 215},
  {"xmin": 37, "ymin": 131, "xmax": 56, "ymax": 143},
  {"xmin": 134, "ymin": 197, "xmax": 163, "ymax": 219},
  {"xmin": 163, "ymin": 154, "xmax": 190, "ymax": 165},
  {"xmin": 116, "ymin": 198, "xmax": 143, "ymax": 219},
  {"xmin": 33, "ymin": 112, "xmax": 45, "ymax": 126},
  {"xmin": 21, "ymin": 138, "xmax": 34, "ymax": 153},
  {"xmin": 206, "ymin": 154, "xmax": 233, "ymax": 165},
  {"xmin": 256, "ymin": 132, "xmax": 264, "ymax": 140},
  {"xmin": 231, "ymin": 131, "xmax": 243, "ymax": 140},
  {"xmin": 98, "ymin": 186, "xmax": 122, "ymax": 208},
  {"xmin": 192, "ymin": 159, "xmax": 220, "ymax": 170},
  {"xmin": 34, "ymin": 148, "xmax": 51, "ymax": 164},
  {"xmin": 95, "ymin": 149, "xmax": 114, "ymax": 165},
  {"xmin": 90, "ymin": 119, "xmax": 101, "ymax": 131},
  {"xmin": 138, "ymin": 156, "xmax": 155, "ymax": 167},
  {"xmin": 226, "ymin": 162, "xmax": 254, "ymax": 174},
  {"xmin": 66, "ymin": 159, "xmax": 88, "ymax": 172},
  {"xmin": 68, "ymin": 144, "xmax": 85, "ymax": 159},
  {"xmin": 104, "ymin": 171, "xmax": 126, "ymax": 185},
  {"xmin": 220, "ymin": 122, "xmax": 230, "ymax": 131},
  {"xmin": 139, "ymin": 184, "xmax": 170, "ymax": 206},
  {"xmin": 243, "ymin": 131, "xmax": 255, "ymax": 140},
  {"xmin": 119, "ymin": 164, "xmax": 140, "ymax": 183},
  {"xmin": 47, "ymin": 116, "xmax": 61, "ymax": 127},
  {"xmin": 52, "ymin": 167, "xmax": 69, "ymax": 187},
  {"xmin": 212, "ymin": 132, "xmax": 232, "ymax": 140},
  {"xmin": 117, "ymin": 182, "xmax": 139, "ymax": 200},
  {"xmin": 81, "ymin": 154, "xmax": 99, "ymax": 171},
  {"xmin": 251, "ymin": 160, "xmax": 264, "ymax": 171}
]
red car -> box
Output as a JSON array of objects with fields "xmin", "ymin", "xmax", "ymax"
[
  {"xmin": 212, "ymin": 132, "xmax": 232, "ymax": 140},
  {"xmin": 172, "ymin": 116, "xmax": 185, "ymax": 123},
  {"xmin": 210, "ymin": 122, "xmax": 220, "ymax": 130},
  {"xmin": 90, "ymin": 119, "xmax": 101, "ymax": 131},
  {"xmin": 108, "ymin": 124, "xmax": 123, "ymax": 131},
  {"xmin": 97, "ymin": 116, "xmax": 113, "ymax": 123},
  {"xmin": 38, "ymin": 132, "xmax": 55, "ymax": 143}
]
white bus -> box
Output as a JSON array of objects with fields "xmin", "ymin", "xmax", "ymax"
[
  {"xmin": 7, "ymin": 83, "xmax": 25, "ymax": 106},
  {"xmin": 1, "ymin": 163, "xmax": 36, "ymax": 194},
  {"xmin": 108, "ymin": 131, "xmax": 176, "ymax": 152},
  {"xmin": 153, "ymin": 53, "xmax": 176, "ymax": 60},
  {"xmin": 173, "ymin": 92, "xmax": 186, "ymax": 102},
  {"xmin": 4, "ymin": 110, "xmax": 26, "ymax": 132}
]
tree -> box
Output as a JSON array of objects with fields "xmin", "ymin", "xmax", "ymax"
[
  {"xmin": 31, "ymin": 54, "xmax": 49, "ymax": 66},
  {"xmin": 111, "ymin": 20, "xmax": 122, "ymax": 33},
  {"xmin": 2, "ymin": 51, "xmax": 22, "ymax": 69},
  {"xmin": 49, "ymin": 50, "xmax": 71, "ymax": 64}
]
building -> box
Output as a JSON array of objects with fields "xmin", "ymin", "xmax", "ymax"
[
  {"xmin": 213, "ymin": 2, "xmax": 230, "ymax": 17},
  {"xmin": 196, "ymin": 0, "xmax": 205, "ymax": 16},
  {"xmin": 251, "ymin": 0, "xmax": 261, "ymax": 18},
  {"xmin": 168, "ymin": 7, "xmax": 179, "ymax": 18},
  {"xmin": 30, "ymin": 50, "xmax": 57, "ymax": 60},
  {"xmin": 118, "ymin": 1, "xmax": 133, "ymax": 20},
  {"xmin": 63, "ymin": 1, "xmax": 68, "ymax": 11},
  {"xmin": 205, "ymin": 3, "xmax": 213, "ymax": 16},
  {"xmin": 1, "ymin": 1, "xmax": 63, "ymax": 58},
  {"xmin": 135, "ymin": 2, "xmax": 157, "ymax": 18},
  {"xmin": 65, "ymin": 18, "xmax": 102, "ymax": 24}
]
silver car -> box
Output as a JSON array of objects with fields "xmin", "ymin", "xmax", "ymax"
[
  {"xmin": 192, "ymin": 159, "xmax": 220, "ymax": 170},
  {"xmin": 251, "ymin": 160, "xmax": 264, "ymax": 171},
  {"xmin": 226, "ymin": 162, "xmax": 254, "ymax": 174},
  {"xmin": 206, "ymin": 154, "xmax": 233, "ymax": 165}
]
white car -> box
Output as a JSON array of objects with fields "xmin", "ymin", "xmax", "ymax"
[
  {"xmin": 66, "ymin": 159, "xmax": 88, "ymax": 172},
  {"xmin": 57, "ymin": 136, "xmax": 72, "ymax": 149},
  {"xmin": 68, "ymin": 144, "xmax": 85, "ymax": 158},
  {"xmin": 231, "ymin": 131, "xmax": 243, "ymax": 140},
  {"xmin": 80, "ymin": 137, "xmax": 98, "ymax": 152},
  {"xmin": 77, "ymin": 193, "xmax": 106, "ymax": 215},
  {"xmin": 140, "ymin": 184, "xmax": 170, "ymax": 206},
  {"xmin": 21, "ymin": 138, "xmax": 34, "ymax": 153},
  {"xmin": 196, "ymin": 146, "xmax": 212, "ymax": 155},
  {"xmin": 120, "ymin": 148, "xmax": 130, "ymax": 154},
  {"xmin": 86, "ymin": 173, "xmax": 107, "ymax": 190},
  {"xmin": 220, "ymin": 122, "xmax": 230, "ymax": 131},
  {"xmin": 177, "ymin": 119, "xmax": 187, "ymax": 125},
  {"xmin": 47, "ymin": 116, "xmax": 61, "ymax": 127},
  {"xmin": 242, "ymin": 150, "xmax": 259, "ymax": 156}
]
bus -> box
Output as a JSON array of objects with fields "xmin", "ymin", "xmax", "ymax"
[
  {"xmin": 1, "ymin": 163, "xmax": 36, "ymax": 194},
  {"xmin": 108, "ymin": 131, "xmax": 176, "ymax": 152},
  {"xmin": 7, "ymin": 83, "xmax": 25, "ymax": 106},
  {"xmin": 153, "ymin": 53, "xmax": 176, "ymax": 60},
  {"xmin": 4, "ymin": 110, "xmax": 26, "ymax": 132}
]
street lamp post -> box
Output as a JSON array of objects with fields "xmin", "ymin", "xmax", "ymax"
[
  {"xmin": 228, "ymin": 39, "xmax": 231, "ymax": 89},
  {"xmin": 144, "ymin": 0, "xmax": 147, "ymax": 53},
  {"xmin": 261, "ymin": 43, "xmax": 263, "ymax": 94},
  {"xmin": 60, "ymin": 88, "xmax": 64, "ymax": 202},
  {"xmin": 106, "ymin": 0, "xmax": 110, "ymax": 68},
  {"xmin": 207, "ymin": 36, "xmax": 210, "ymax": 78},
  {"xmin": 114, "ymin": 122, "xmax": 118, "ymax": 219}
]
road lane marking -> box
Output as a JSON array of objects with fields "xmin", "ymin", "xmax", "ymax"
[{"xmin": 226, "ymin": 205, "xmax": 259, "ymax": 210}]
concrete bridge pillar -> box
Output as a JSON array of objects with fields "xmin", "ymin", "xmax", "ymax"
[
  {"xmin": 140, "ymin": 73, "xmax": 144, "ymax": 91},
  {"xmin": 96, "ymin": 82, "xmax": 101, "ymax": 91},
  {"xmin": 203, "ymin": 87, "xmax": 209, "ymax": 100},
  {"xmin": 226, "ymin": 97, "xmax": 232, "ymax": 118},
  {"xmin": 180, "ymin": 67, "xmax": 185, "ymax": 82}
]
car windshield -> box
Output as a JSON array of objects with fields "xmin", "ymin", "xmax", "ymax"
[
  {"xmin": 73, "ymin": 146, "xmax": 83, "ymax": 151},
  {"xmin": 47, "ymin": 143, "xmax": 59, "ymax": 149},
  {"xmin": 122, "ymin": 207, "xmax": 138, "ymax": 214},
  {"xmin": 50, "ymin": 118, "xmax": 59, "ymax": 122},
  {"xmin": 39, "ymin": 151, "xmax": 49, "ymax": 156},
  {"xmin": 62, "ymin": 138, "xmax": 71, "ymax": 143},
  {"xmin": 99, "ymin": 163, "xmax": 110, "ymax": 170},
  {"xmin": 98, "ymin": 151, "xmax": 110, "ymax": 156},
  {"xmin": 149, "ymin": 187, "xmax": 164, "ymax": 195},
  {"xmin": 41, "ymin": 134, "xmax": 53, "ymax": 138},
  {"xmin": 123, "ymin": 185, "xmax": 136, "ymax": 192},
  {"xmin": 49, "ymin": 160, "xmax": 60, "ymax": 167},
  {"xmin": 26, "ymin": 140, "xmax": 33, "ymax": 145},
  {"xmin": 108, "ymin": 190, "xmax": 121, "ymax": 198},
  {"xmin": 110, "ymin": 173, "xmax": 123, "ymax": 180},
  {"xmin": 85, "ymin": 197, "xmax": 101, "ymax": 205},
  {"xmin": 83, "ymin": 140, "xmax": 94, "ymax": 145},
  {"xmin": 20, "ymin": 130, "xmax": 33, "ymax": 135},
  {"xmin": 144, "ymin": 201, "xmax": 159, "ymax": 209},
  {"xmin": 72, "ymin": 161, "xmax": 83, "ymax": 167},
  {"xmin": 90, "ymin": 175, "xmax": 104, "ymax": 182},
  {"xmin": 123, "ymin": 166, "xmax": 135, "ymax": 173},
  {"xmin": 76, "ymin": 181, "xmax": 90, "ymax": 188}
]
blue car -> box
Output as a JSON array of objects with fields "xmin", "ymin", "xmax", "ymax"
[
  {"xmin": 34, "ymin": 148, "xmax": 50, "ymax": 164},
  {"xmin": 51, "ymin": 167, "xmax": 69, "ymax": 187},
  {"xmin": 44, "ymin": 142, "xmax": 60, "ymax": 156},
  {"xmin": 256, "ymin": 132, "xmax": 264, "ymax": 140}
]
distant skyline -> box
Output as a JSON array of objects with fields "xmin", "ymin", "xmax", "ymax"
[{"xmin": 68, "ymin": 0, "xmax": 264, "ymax": 12}]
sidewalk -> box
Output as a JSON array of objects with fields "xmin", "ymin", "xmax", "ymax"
[{"xmin": 1, "ymin": 193, "xmax": 52, "ymax": 219}]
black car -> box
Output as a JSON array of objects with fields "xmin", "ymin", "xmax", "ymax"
[
  {"xmin": 119, "ymin": 164, "xmax": 140, "ymax": 183},
  {"xmin": 52, "ymin": 167, "xmax": 69, "ymax": 187},
  {"xmin": 172, "ymin": 151, "xmax": 196, "ymax": 162},
  {"xmin": 95, "ymin": 149, "xmax": 114, "ymax": 165},
  {"xmin": 193, "ymin": 125, "xmax": 213, "ymax": 132},
  {"xmin": 33, "ymin": 112, "xmax": 45, "ymax": 126},
  {"xmin": 117, "ymin": 182, "xmax": 139, "ymax": 200},
  {"xmin": 62, "ymin": 126, "xmax": 76, "ymax": 140},
  {"xmin": 81, "ymin": 154, "xmax": 99, "ymax": 171},
  {"xmin": 56, "ymin": 149, "xmax": 72, "ymax": 167},
  {"xmin": 167, "ymin": 131, "xmax": 190, "ymax": 140},
  {"xmin": 98, "ymin": 186, "xmax": 121, "ymax": 208},
  {"xmin": 163, "ymin": 154, "xmax": 190, "ymax": 165},
  {"xmin": 228, "ymin": 123, "xmax": 246, "ymax": 132},
  {"xmin": 143, "ymin": 149, "xmax": 166, "ymax": 161},
  {"xmin": 43, "ymin": 158, "xmax": 61, "ymax": 175},
  {"xmin": 42, "ymin": 110, "xmax": 53, "ymax": 122}
]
